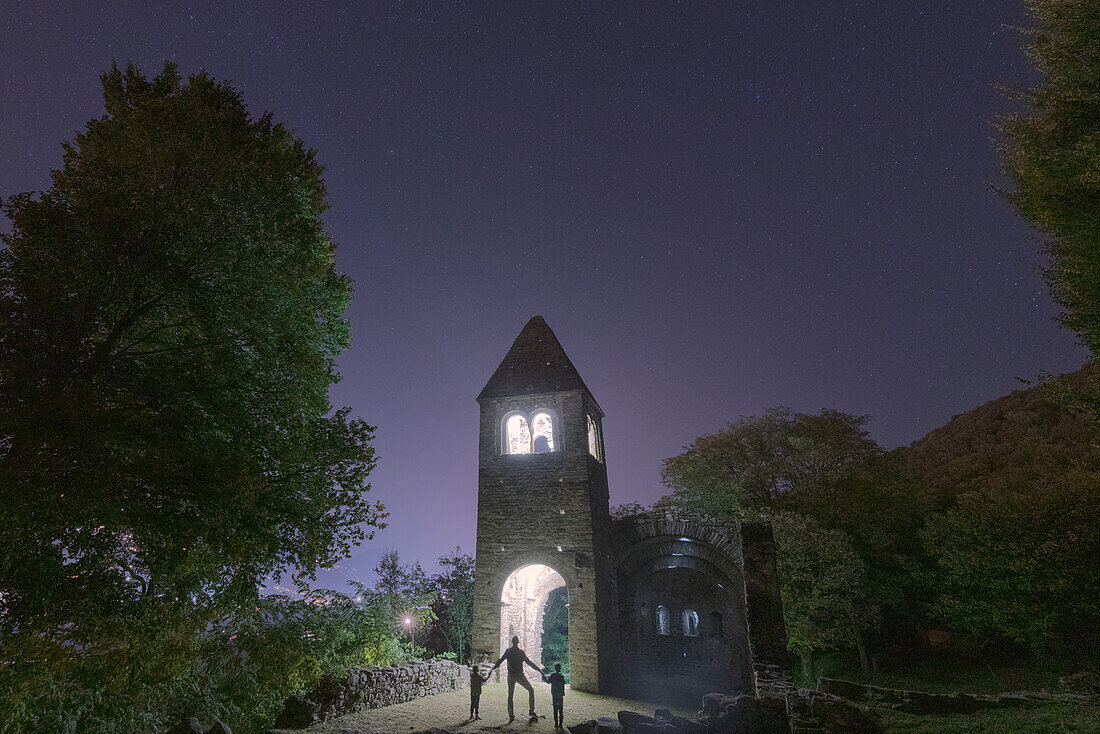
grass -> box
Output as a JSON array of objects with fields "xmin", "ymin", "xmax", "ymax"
[
  {"xmin": 804, "ymin": 652, "xmax": 1098, "ymax": 733},
  {"xmin": 873, "ymin": 701, "xmax": 1100, "ymax": 733},
  {"xmin": 806, "ymin": 651, "xmax": 1062, "ymax": 694}
]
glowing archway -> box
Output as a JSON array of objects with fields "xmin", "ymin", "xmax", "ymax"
[{"xmin": 500, "ymin": 564, "xmax": 568, "ymax": 676}]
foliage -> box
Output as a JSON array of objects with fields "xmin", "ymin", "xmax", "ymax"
[
  {"xmin": 0, "ymin": 61, "xmax": 385, "ymax": 622},
  {"xmin": 661, "ymin": 408, "xmax": 880, "ymax": 515},
  {"xmin": 998, "ymin": 1, "xmax": 1100, "ymax": 358},
  {"xmin": 0, "ymin": 63, "xmax": 385, "ymax": 733},
  {"xmin": 921, "ymin": 471, "xmax": 1100, "ymax": 665},
  {"xmin": 372, "ymin": 551, "xmax": 437, "ymax": 650},
  {"xmin": 660, "ymin": 408, "xmax": 883, "ymax": 672},
  {"xmin": 0, "ymin": 588, "xmax": 410, "ymax": 734},
  {"xmin": 763, "ymin": 511, "xmax": 877, "ymax": 678},
  {"xmin": 610, "ymin": 502, "xmax": 648, "ymax": 519},
  {"xmin": 426, "ymin": 549, "xmax": 476, "ymax": 664},
  {"xmin": 541, "ymin": 586, "xmax": 569, "ymax": 676}
]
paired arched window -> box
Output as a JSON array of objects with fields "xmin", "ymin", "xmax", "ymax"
[
  {"xmin": 503, "ymin": 411, "xmax": 556, "ymax": 455},
  {"xmin": 653, "ymin": 605, "xmax": 714, "ymax": 637},
  {"xmin": 587, "ymin": 415, "xmax": 602, "ymax": 461},
  {"xmin": 656, "ymin": 605, "xmax": 671, "ymax": 635}
]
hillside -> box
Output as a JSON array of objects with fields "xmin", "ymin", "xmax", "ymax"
[{"xmin": 895, "ymin": 363, "xmax": 1098, "ymax": 506}]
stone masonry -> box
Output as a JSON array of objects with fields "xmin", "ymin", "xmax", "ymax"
[
  {"xmin": 274, "ymin": 660, "xmax": 467, "ymax": 729},
  {"xmin": 471, "ymin": 317, "xmax": 792, "ymax": 707}
]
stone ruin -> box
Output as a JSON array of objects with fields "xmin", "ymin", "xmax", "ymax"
[{"xmin": 470, "ymin": 317, "xmax": 793, "ymax": 705}]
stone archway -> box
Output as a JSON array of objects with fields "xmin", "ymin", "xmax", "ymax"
[{"xmin": 500, "ymin": 564, "xmax": 568, "ymax": 677}]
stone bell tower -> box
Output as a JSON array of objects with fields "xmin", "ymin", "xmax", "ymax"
[{"xmin": 471, "ymin": 316, "xmax": 612, "ymax": 693}]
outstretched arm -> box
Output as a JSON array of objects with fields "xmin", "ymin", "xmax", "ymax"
[
  {"xmin": 488, "ymin": 652, "xmax": 506, "ymax": 672},
  {"xmin": 524, "ymin": 654, "xmax": 543, "ymax": 674}
]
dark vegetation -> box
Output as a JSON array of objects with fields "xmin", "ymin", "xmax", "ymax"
[
  {"xmin": 1, "ymin": 2, "xmax": 1097, "ymax": 732},
  {"xmin": 658, "ymin": 369, "xmax": 1100, "ymax": 686},
  {"xmin": 0, "ymin": 63, "xmax": 474, "ymax": 734},
  {"xmin": 541, "ymin": 586, "xmax": 570, "ymax": 677}
]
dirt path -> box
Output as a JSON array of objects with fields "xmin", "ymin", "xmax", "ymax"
[{"xmin": 284, "ymin": 679, "xmax": 692, "ymax": 734}]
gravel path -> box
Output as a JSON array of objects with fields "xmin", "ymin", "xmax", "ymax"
[{"xmin": 284, "ymin": 679, "xmax": 692, "ymax": 734}]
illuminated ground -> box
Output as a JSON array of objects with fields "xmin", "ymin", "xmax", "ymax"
[{"xmin": 284, "ymin": 678, "xmax": 692, "ymax": 734}]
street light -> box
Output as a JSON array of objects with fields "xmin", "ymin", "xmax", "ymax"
[{"xmin": 404, "ymin": 616, "xmax": 414, "ymax": 651}]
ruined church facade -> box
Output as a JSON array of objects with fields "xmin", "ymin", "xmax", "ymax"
[{"xmin": 471, "ymin": 317, "xmax": 791, "ymax": 705}]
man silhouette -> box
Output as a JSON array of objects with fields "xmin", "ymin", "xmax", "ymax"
[{"xmin": 488, "ymin": 635, "xmax": 543, "ymax": 722}]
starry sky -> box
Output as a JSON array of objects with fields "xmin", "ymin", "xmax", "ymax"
[{"xmin": 0, "ymin": 2, "xmax": 1086, "ymax": 589}]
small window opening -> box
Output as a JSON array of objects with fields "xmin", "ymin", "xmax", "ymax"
[
  {"xmin": 710, "ymin": 611, "xmax": 724, "ymax": 639},
  {"xmin": 587, "ymin": 415, "xmax": 601, "ymax": 460},
  {"xmin": 505, "ymin": 414, "xmax": 531, "ymax": 455},
  {"xmin": 682, "ymin": 609, "xmax": 700, "ymax": 637},
  {"xmin": 531, "ymin": 412, "xmax": 554, "ymax": 453},
  {"xmin": 656, "ymin": 605, "xmax": 670, "ymax": 635}
]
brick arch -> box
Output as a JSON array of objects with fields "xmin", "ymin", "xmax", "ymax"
[
  {"xmin": 480, "ymin": 550, "xmax": 577, "ymax": 677},
  {"xmin": 614, "ymin": 535, "xmax": 744, "ymax": 590},
  {"xmin": 612, "ymin": 511, "xmax": 744, "ymax": 569},
  {"xmin": 488, "ymin": 549, "xmax": 577, "ymax": 600}
]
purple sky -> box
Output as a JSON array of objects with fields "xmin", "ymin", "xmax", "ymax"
[{"xmin": 0, "ymin": 2, "xmax": 1086, "ymax": 589}]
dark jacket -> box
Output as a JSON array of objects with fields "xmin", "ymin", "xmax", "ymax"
[{"xmin": 548, "ymin": 672, "xmax": 566, "ymax": 698}]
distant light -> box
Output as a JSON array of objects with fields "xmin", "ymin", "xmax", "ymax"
[
  {"xmin": 404, "ymin": 618, "xmax": 411, "ymax": 625},
  {"xmin": 671, "ymin": 553, "xmax": 684, "ymax": 556},
  {"xmin": 678, "ymin": 537, "xmax": 691, "ymax": 542},
  {"xmin": 556, "ymin": 546, "xmax": 563, "ymax": 552}
]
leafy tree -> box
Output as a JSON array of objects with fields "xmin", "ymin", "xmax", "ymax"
[
  {"xmin": 372, "ymin": 550, "xmax": 436, "ymax": 652},
  {"xmin": 767, "ymin": 512, "xmax": 876, "ymax": 680},
  {"xmin": 0, "ymin": 63, "xmax": 384, "ymax": 731},
  {"xmin": 999, "ymin": 1, "xmax": 1100, "ymax": 361},
  {"xmin": 660, "ymin": 408, "xmax": 883, "ymax": 674},
  {"xmin": 427, "ymin": 549, "xmax": 476, "ymax": 663},
  {"xmin": 661, "ymin": 408, "xmax": 881, "ymax": 515},
  {"xmin": 922, "ymin": 470, "xmax": 1100, "ymax": 666}
]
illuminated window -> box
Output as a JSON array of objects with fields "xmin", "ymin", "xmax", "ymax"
[
  {"xmin": 531, "ymin": 412, "xmax": 554, "ymax": 453},
  {"xmin": 505, "ymin": 414, "xmax": 531, "ymax": 455},
  {"xmin": 682, "ymin": 609, "xmax": 700, "ymax": 637},
  {"xmin": 656, "ymin": 605, "xmax": 670, "ymax": 635},
  {"xmin": 587, "ymin": 415, "xmax": 601, "ymax": 461}
]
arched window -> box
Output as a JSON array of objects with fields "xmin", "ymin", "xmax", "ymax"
[
  {"xmin": 682, "ymin": 609, "xmax": 700, "ymax": 637},
  {"xmin": 587, "ymin": 415, "xmax": 601, "ymax": 461},
  {"xmin": 505, "ymin": 414, "xmax": 531, "ymax": 455},
  {"xmin": 531, "ymin": 412, "xmax": 554, "ymax": 453},
  {"xmin": 656, "ymin": 605, "xmax": 670, "ymax": 635},
  {"xmin": 710, "ymin": 611, "xmax": 724, "ymax": 639}
]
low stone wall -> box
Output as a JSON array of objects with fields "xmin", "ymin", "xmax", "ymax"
[
  {"xmin": 817, "ymin": 676, "xmax": 1096, "ymax": 715},
  {"xmin": 274, "ymin": 660, "xmax": 468, "ymax": 729}
]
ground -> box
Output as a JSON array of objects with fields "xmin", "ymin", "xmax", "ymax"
[
  {"xmin": 872, "ymin": 702, "xmax": 1100, "ymax": 733},
  {"xmin": 283, "ymin": 680, "xmax": 691, "ymax": 734}
]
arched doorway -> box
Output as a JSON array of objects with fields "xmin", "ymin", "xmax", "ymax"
[{"xmin": 500, "ymin": 564, "xmax": 568, "ymax": 678}]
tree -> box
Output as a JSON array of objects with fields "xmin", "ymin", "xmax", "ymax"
[
  {"xmin": 999, "ymin": 2, "xmax": 1100, "ymax": 360},
  {"xmin": 768, "ymin": 512, "xmax": 876, "ymax": 680},
  {"xmin": 372, "ymin": 550, "xmax": 436, "ymax": 653},
  {"xmin": 922, "ymin": 470, "xmax": 1100, "ymax": 666},
  {"xmin": 427, "ymin": 549, "xmax": 476, "ymax": 663},
  {"xmin": 0, "ymin": 63, "xmax": 385, "ymax": 730},
  {"xmin": 660, "ymin": 409, "xmax": 883, "ymax": 675},
  {"xmin": 661, "ymin": 408, "xmax": 881, "ymax": 516}
]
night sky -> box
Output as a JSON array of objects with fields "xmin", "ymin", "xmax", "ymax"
[{"xmin": 0, "ymin": 2, "xmax": 1086, "ymax": 589}]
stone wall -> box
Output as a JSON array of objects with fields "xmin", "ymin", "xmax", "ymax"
[{"xmin": 273, "ymin": 660, "xmax": 467, "ymax": 729}]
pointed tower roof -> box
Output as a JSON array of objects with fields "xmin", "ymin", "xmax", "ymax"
[{"xmin": 478, "ymin": 316, "xmax": 596, "ymax": 402}]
